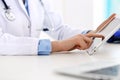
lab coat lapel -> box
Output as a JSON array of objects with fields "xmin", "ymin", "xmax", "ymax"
[
  {"xmin": 18, "ymin": 0, "xmax": 29, "ymax": 17},
  {"xmin": 28, "ymin": 0, "xmax": 44, "ymax": 37}
]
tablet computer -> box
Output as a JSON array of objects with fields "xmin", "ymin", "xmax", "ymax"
[{"xmin": 86, "ymin": 17, "xmax": 120, "ymax": 55}]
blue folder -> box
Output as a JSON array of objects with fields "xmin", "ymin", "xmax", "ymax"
[{"xmin": 107, "ymin": 29, "xmax": 120, "ymax": 43}]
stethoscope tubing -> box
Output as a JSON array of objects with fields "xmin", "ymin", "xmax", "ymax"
[
  {"xmin": 2, "ymin": 0, "xmax": 9, "ymax": 9},
  {"xmin": 1, "ymin": 0, "xmax": 55, "ymax": 32}
]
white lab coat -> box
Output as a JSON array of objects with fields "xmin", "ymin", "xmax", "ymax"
[{"xmin": 0, "ymin": 0, "xmax": 84, "ymax": 55}]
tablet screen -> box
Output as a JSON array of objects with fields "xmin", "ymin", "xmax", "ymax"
[{"xmin": 99, "ymin": 18, "xmax": 120, "ymax": 38}]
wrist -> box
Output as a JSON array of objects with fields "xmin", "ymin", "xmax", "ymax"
[
  {"xmin": 51, "ymin": 41, "xmax": 62, "ymax": 52},
  {"xmin": 51, "ymin": 38, "xmax": 75, "ymax": 52},
  {"xmin": 58, "ymin": 38, "xmax": 76, "ymax": 51}
]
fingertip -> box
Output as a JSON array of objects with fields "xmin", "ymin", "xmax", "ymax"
[{"xmin": 102, "ymin": 36, "xmax": 105, "ymax": 40}]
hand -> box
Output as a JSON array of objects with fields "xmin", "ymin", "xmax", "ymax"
[{"xmin": 51, "ymin": 33, "xmax": 104, "ymax": 52}]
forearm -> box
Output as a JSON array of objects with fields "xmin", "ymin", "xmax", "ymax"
[
  {"xmin": 51, "ymin": 39, "xmax": 75, "ymax": 52},
  {"xmin": 51, "ymin": 41, "xmax": 61, "ymax": 52}
]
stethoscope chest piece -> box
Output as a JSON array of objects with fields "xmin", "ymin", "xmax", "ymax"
[{"xmin": 5, "ymin": 10, "xmax": 16, "ymax": 21}]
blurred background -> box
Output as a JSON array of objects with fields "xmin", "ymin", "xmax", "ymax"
[
  {"xmin": 51, "ymin": 0, "xmax": 120, "ymax": 29},
  {"xmin": 41, "ymin": 0, "xmax": 120, "ymax": 39}
]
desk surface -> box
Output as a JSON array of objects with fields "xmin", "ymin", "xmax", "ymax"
[{"xmin": 0, "ymin": 43, "xmax": 120, "ymax": 80}]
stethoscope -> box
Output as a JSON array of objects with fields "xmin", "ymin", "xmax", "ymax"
[
  {"xmin": 2, "ymin": 0, "xmax": 16, "ymax": 21},
  {"xmin": 1, "ymin": 0, "xmax": 55, "ymax": 32}
]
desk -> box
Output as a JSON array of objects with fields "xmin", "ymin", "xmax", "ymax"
[{"xmin": 0, "ymin": 43, "xmax": 120, "ymax": 80}]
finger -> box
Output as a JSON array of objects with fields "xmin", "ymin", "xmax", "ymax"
[
  {"xmin": 82, "ymin": 36, "xmax": 93, "ymax": 47},
  {"xmin": 95, "ymin": 13, "xmax": 116, "ymax": 33},
  {"xmin": 86, "ymin": 39, "xmax": 93, "ymax": 48},
  {"xmin": 86, "ymin": 33, "xmax": 105, "ymax": 40},
  {"xmin": 84, "ymin": 37, "xmax": 93, "ymax": 49},
  {"xmin": 79, "ymin": 37, "xmax": 93, "ymax": 50},
  {"xmin": 78, "ymin": 39, "xmax": 88, "ymax": 50}
]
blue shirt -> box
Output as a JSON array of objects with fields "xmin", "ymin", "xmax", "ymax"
[
  {"xmin": 25, "ymin": 0, "xmax": 52, "ymax": 55},
  {"xmin": 38, "ymin": 39, "xmax": 52, "ymax": 55}
]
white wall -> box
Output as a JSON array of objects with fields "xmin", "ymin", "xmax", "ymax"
[
  {"xmin": 93, "ymin": 0, "xmax": 106, "ymax": 29},
  {"xmin": 52, "ymin": 0, "xmax": 64, "ymax": 15},
  {"xmin": 52, "ymin": 0, "xmax": 94, "ymax": 30},
  {"xmin": 50, "ymin": 0, "xmax": 107, "ymax": 30},
  {"xmin": 63, "ymin": 0, "xmax": 93, "ymax": 29},
  {"xmin": 41, "ymin": 0, "xmax": 106, "ymax": 39}
]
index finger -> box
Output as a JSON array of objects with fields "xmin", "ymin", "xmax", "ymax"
[
  {"xmin": 86, "ymin": 33, "xmax": 105, "ymax": 40},
  {"xmin": 95, "ymin": 13, "xmax": 116, "ymax": 33}
]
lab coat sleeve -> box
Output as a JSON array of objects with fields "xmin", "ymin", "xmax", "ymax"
[
  {"xmin": 0, "ymin": 29, "xmax": 40, "ymax": 55},
  {"xmin": 42, "ymin": 0, "xmax": 88, "ymax": 40}
]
